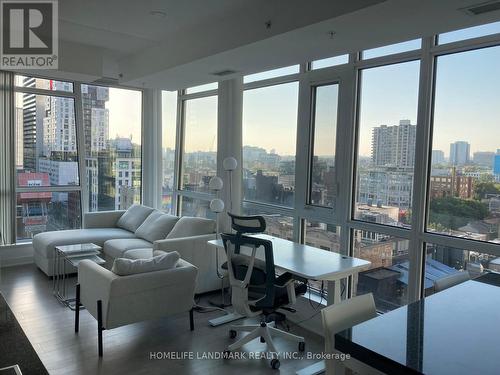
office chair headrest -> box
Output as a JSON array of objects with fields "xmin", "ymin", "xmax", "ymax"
[{"xmin": 228, "ymin": 212, "xmax": 266, "ymax": 234}]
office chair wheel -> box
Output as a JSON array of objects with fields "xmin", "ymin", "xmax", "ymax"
[
  {"xmin": 270, "ymin": 359, "xmax": 280, "ymax": 369},
  {"xmin": 260, "ymin": 336, "xmax": 265, "ymax": 343},
  {"xmin": 229, "ymin": 330, "xmax": 237, "ymax": 339},
  {"xmin": 298, "ymin": 341, "xmax": 305, "ymax": 352}
]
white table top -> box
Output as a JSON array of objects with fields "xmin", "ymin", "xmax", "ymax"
[{"xmin": 208, "ymin": 234, "xmax": 371, "ymax": 281}]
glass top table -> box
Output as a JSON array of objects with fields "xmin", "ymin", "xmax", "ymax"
[
  {"xmin": 53, "ymin": 243, "xmax": 105, "ymax": 310},
  {"xmin": 335, "ymin": 273, "xmax": 500, "ymax": 375}
]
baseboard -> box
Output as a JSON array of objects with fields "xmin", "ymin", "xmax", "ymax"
[
  {"xmin": 0, "ymin": 242, "xmax": 35, "ymax": 268},
  {"xmin": 1, "ymin": 255, "xmax": 34, "ymax": 268}
]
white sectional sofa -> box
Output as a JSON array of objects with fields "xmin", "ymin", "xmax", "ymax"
[{"xmin": 33, "ymin": 204, "xmax": 221, "ymax": 294}]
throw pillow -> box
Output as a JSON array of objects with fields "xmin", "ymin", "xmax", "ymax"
[
  {"xmin": 111, "ymin": 251, "xmax": 180, "ymax": 276},
  {"xmin": 135, "ymin": 211, "xmax": 179, "ymax": 242},
  {"xmin": 116, "ymin": 204, "xmax": 154, "ymax": 233}
]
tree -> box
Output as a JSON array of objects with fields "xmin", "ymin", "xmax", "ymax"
[
  {"xmin": 474, "ymin": 181, "xmax": 500, "ymax": 200},
  {"xmin": 429, "ymin": 196, "xmax": 489, "ymax": 230}
]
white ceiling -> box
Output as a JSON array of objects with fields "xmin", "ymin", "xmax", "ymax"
[
  {"xmin": 32, "ymin": 0, "xmax": 500, "ymax": 89},
  {"xmin": 59, "ymin": 0, "xmax": 252, "ymax": 56}
]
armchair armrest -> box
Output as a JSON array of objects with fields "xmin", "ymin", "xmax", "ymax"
[
  {"xmin": 83, "ymin": 210, "xmax": 126, "ymax": 229},
  {"xmin": 153, "ymin": 234, "xmax": 222, "ymax": 294},
  {"xmin": 78, "ymin": 260, "xmax": 117, "ymax": 320}
]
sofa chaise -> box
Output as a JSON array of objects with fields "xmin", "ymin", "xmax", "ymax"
[{"xmin": 33, "ymin": 204, "xmax": 222, "ymax": 294}]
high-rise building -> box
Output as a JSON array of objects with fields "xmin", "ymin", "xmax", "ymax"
[
  {"xmin": 81, "ymin": 84, "xmax": 109, "ymax": 152},
  {"xmin": 81, "ymin": 84, "xmax": 110, "ymax": 211},
  {"xmin": 22, "ymin": 77, "xmax": 37, "ymax": 172},
  {"xmin": 113, "ymin": 138, "xmax": 141, "ymax": 209},
  {"xmin": 494, "ymin": 154, "xmax": 500, "ymax": 178},
  {"xmin": 473, "ymin": 151, "xmax": 495, "ymax": 168},
  {"xmin": 42, "ymin": 89, "xmax": 77, "ymax": 156},
  {"xmin": 449, "ymin": 141, "xmax": 470, "ymax": 166},
  {"xmin": 371, "ymin": 120, "xmax": 416, "ymax": 168},
  {"xmin": 431, "ymin": 150, "xmax": 445, "ymax": 165},
  {"xmin": 15, "ymin": 107, "xmax": 24, "ymax": 170}
]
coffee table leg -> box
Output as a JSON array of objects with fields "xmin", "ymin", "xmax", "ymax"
[
  {"xmin": 52, "ymin": 254, "xmax": 56, "ymax": 292},
  {"xmin": 62, "ymin": 258, "xmax": 66, "ymax": 300}
]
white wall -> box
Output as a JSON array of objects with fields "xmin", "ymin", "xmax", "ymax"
[{"xmin": 0, "ymin": 243, "xmax": 34, "ymax": 268}]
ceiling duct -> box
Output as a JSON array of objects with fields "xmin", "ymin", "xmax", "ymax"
[
  {"xmin": 211, "ymin": 69, "xmax": 238, "ymax": 77},
  {"xmin": 461, "ymin": 1, "xmax": 500, "ymax": 15}
]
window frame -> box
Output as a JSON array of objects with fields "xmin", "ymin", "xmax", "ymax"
[
  {"xmin": 241, "ymin": 68, "xmax": 303, "ymax": 241},
  {"xmin": 162, "ymin": 26, "xmax": 500, "ymax": 305},
  {"xmin": 14, "ymin": 78, "xmax": 82, "ymax": 241},
  {"xmin": 174, "ymin": 86, "xmax": 219, "ymax": 216},
  {"xmin": 13, "ymin": 74, "xmax": 144, "ymax": 241}
]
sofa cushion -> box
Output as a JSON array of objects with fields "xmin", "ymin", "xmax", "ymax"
[
  {"xmin": 111, "ymin": 251, "xmax": 180, "ymax": 276},
  {"xmin": 116, "ymin": 204, "xmax": 155, "ymax": 233},
  {"xmin": 123, "ymin": 248, "xmax": 154, "ymax": 260},
  {"xmin": 166, "ymin": 217, "xmax": 215, "ymax": 239},
  {"xmin": 135, "ymin": 211, "xmax": 179, "ymax": 243},
  {"xmin": 33, "ymin": 228, "xmax": 137, "ymax": 258},
  {"xmin": 103, "ymin": 238, "xmax": 153, "ymax": 260}
]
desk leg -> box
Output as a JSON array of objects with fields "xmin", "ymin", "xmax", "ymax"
[
  {"xmin": 327, "ymin": 280, "xmax": 342, "ymax": 305},
  {"xmin": 299, "ymin": 280, "xmax": 343, "ymax": 375},
  {"xmin": 351, "ymin": 273, "xmax": 359, "ymax": 297},
  {"xmin": 208, "ymin": 312, "xmax": 244, "ymax": 327}
]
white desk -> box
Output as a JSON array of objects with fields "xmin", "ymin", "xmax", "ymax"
[
  {"xmin": 207, "ymin": 234, "xmax": 371, "ymax": 374},
  {"xmin": 265, "ymin": 234, "xmax": 369, "ymax": 302},
  {"xmin": 208, "ymin": 234, "xmax": 370, "ymax": 303}
]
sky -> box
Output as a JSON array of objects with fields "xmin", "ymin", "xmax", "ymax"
[
  {"xmin": 157, "ymin": 21, "xmax": 500, "ymax": 158},
  {"xmin": 106, "ymin": 87, "xmax": 142, "ymax": 145}
]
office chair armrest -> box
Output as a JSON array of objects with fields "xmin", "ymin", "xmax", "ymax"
[{"xmin": 275, "ymin": 272, "xmax": 308, "ymax": 287}]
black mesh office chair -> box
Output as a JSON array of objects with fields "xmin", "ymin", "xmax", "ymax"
[{"xmin": 222, "ymin": 213, "xmax": 307, "ymax": 369}]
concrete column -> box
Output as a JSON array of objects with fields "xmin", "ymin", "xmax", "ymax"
[
  {"xmin": 141, "ymin": 88, "xmax": 162, "ymax": 208},
  {"xmin": 217, "ymin": 78, "xmax": 243, "ymax": 231}
]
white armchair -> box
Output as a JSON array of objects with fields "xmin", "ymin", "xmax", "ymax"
[
  {"xmin": 153, "ymin": 233, "xmax": 222, "ymax": 294},
  {"xmin": 75, "ymin": 258, "xmax": 198, "ymax": 356}
]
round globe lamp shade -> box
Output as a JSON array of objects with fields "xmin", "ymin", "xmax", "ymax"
[
  {"xmin": 208, "ymin": 176, "xmax": 223, "ymax": 191},
  {"xmin": 210, "ymin": 199, "xmax": 225, "ymax": 213},
  {"xmin": 223, "ymin": 157, "xmax": 238, "ymax": 171}
]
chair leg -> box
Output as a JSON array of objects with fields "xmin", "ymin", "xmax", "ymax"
[
  {"xmin": 228, "ymin": 327, "xmax": 262, "ymax": 351},
  {"xmin": 97, "ymin": 300, "xmax": 103, "ymax": 357},
  {"xmin": 75, "ymin": 284, "xmax": 80, "ymax": 333},
  {"xmin": 268, "ymin": 325, "xmax": 304, "ymax": 342},
  {"xmin": 189, "ymin": 308, "xmax": 194, "ymax": 331},
  {"xmin": 261, "ymin": 326, "xmax": 278, "ymax": 354}
]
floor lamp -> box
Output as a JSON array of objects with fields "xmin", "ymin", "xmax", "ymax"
[
  {"xmin": 208, "ymin": 177, "xmax": 230, "ymax": 308},
  {"xmin": 223, "ymin": 157, "xmax": 237, "ymax": 213}
]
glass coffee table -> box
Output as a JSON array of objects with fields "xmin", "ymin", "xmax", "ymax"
[{"xmin": 53, "ymin": 243, "xmax": 105, "ymax": 310}]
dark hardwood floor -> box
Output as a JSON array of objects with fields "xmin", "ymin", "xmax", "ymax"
[{"xmin": 0, "ymin": 264, "xmax": 323, "ymax": 375}]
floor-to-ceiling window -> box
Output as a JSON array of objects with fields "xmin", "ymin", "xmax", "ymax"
[
  {"xmin": 242, "ymin": 68, "xmax": 299, "ymax": 241},
  {"xmin": 14, "ymin": 77, "xmax": 82, "ymax": 240},
  {"xmin": 12, "ymin": 75, "xmax": 143, "ymax": 242},
  {"xmin": 155, "ymin": 20, "xmax": 500, "ymax": 310},
  {"xmin": 82, "ymin": 84, "xmax": 142, "ymax": 212},
  {"xmin": 175, "ymin": 83, "xmax": 218, "ymax": 218}
]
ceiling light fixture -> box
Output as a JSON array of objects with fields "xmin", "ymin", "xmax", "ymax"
[{"xmin": 149, "ymin": 10, "xmax": 167, "ymax": 18}]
